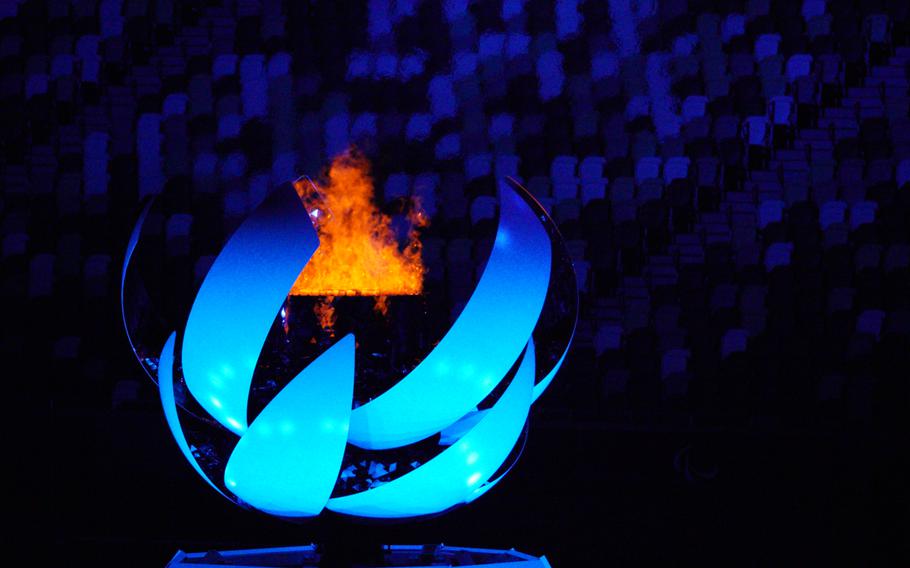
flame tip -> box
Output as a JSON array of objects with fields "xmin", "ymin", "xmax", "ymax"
[{"xmin": 291, "ymin": 149, "xmax": 428, "ymax": 329}]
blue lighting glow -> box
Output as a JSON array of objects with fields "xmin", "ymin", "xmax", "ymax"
[
  {"xmin": 327, "ymin": 341, "xmax": 535, "ymax": 518},
  {"xmin": 181, "ymin": 184, "xmax": 319, "ymax": 435},
  {"xmin": 223, "ymin": 335, "xmax": 355, "ymax": 517},
  {"xmin": 347, "ymin": 185, "xmax": 552, "ymax": 450},
  {"xmin": 157, "ymin": 332, "xmax": 229, "ymax": 499},
  {"xmin": 137, "ymin": 178, "xmax": 576, "ymax": 519}
]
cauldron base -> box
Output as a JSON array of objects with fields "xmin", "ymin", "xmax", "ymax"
[{"xmin": 165, "ymin": 543, "xmax": 551, "ymax": 567}]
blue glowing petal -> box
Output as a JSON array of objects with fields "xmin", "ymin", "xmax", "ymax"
[
  {"xmin": 438, "ymin": 408, "xmax": 486, "ymax": 446},
  {"xmin": 327, "ymin": 341, "xmax": 535, "ymax": 518},
  {"xmin": 158, "ymin": 332, "xmax": 230, "ymax": 499},
  {"xmin": 181, "ymin": 184, "xmax": 318, "ymax": 435},
  {"xmin": 466, "ymin": 457, "xmax": 513, "ymax": 504},
  {"xmin": 348, "ymin": 185, "xmax": 551, "ymax": 449},
  {"xmin": 223, "ymin": 334, "xmax": 355, "ymax": 517},
  {"xmin": 532, "ymin": 348, "xmax": 567, "ymax": 402}
]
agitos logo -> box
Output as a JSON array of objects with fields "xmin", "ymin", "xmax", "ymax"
[{"xmin": 121, "ymin": 175, "xmax": 577, "ymax": 519}]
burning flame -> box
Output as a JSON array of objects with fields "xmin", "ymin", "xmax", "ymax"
[{"xmin": 291, "ymin": 150, "xmax": 428, "ymax": 330}]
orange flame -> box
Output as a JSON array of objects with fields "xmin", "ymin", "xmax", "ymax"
[{"xmin": 291, "ymin": 150, "xmax": 428, "ymax": 329}]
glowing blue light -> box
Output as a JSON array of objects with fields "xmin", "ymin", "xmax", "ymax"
[
  {"xmin": 181, "ymin": 184, "xmax": 319, "ymax": 435},
  {"xmin": 347, "ymin": 185, "xmax": 551, "ymax": 450},
  {"xmin": 223, "ymin": 335, "xmax": 355, "ymax": 517},
  {"xmin": 326, "ymin": 341, "xmax": 534, "ymax": 518},
  {"xmin": 157, "ymin": 332, "xmax": 229, "ymax": 499},
  {"xmin": 132, "ymin": 177, "xmax": 577, "ymax": 520}
]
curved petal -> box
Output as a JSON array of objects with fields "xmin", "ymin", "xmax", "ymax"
[
  {"xmin": 223, "ymin": 335, "xmax": 355, "ymax": 517},
  {"xmin": 438, "ymin": 408, "xmax": 486, "ymax": 446},
  {"xmin": 348, "ymin": 185, "xmax": 551, "ymax": 449},
  {"xmin": 501, "ymin": 177, "xmax": 578, "ymax": 402},
  {"xmin": 466, "ymin": 414, "xmax": 530, "ymax": 505},
  {"xmin": 181, "ymin": 183, "xmax": 319, "ymax": 435},
  {"xmin": 328, "ymin": 341, "xmax": 535, "ymax": 518},
  {"xmin": 157, "ymin": 332, "xmax": 230, "ymax": 499},
  {"xmin": 120, "ymin": 198, "xmax": 157, "ymax": 381}
]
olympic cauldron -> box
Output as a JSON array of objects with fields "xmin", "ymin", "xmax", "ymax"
[{"xmin": 121, "ymin": 161, "xmax": 577, "ymax": 521}]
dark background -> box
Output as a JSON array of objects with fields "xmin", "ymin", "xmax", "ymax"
[{"xmin": 0, "ymin": 0, "xmax": 906, "ymax": 564}]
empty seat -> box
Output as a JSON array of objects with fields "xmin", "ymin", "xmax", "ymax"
[
  {"xmin": 855, "ymin": 244, "xmax": 882, "ymax": 272},
  {"xmin": 28, "ymin": 254, "xmax": 55, "ymax": 298},
  {"xmin": 220, "ymin": 152, "xmax": 247, "ymax": 180},
  {"xmin": 465, "ymin": 153, "xmax": 492, "ymax": 181},
  {"xmin": 581, "ymin": 180, "xmax": 607, "ymax": 204},
  {"xmin": 99, "ymin": 0, "xmax": 124, "ymax": 37},
  {"xmin": 661, "ymin": 349, "xmax": 691, "ymax": 379},
  {"xmin": 896, "ymin": 159, "xmax": 910, "ymax": 188},
  {"xmin": 551, "ymin": 156, "xmax": 579, "ymax": 200},
  {"xmin": 554, "ymin": 199, "xmax": 581, "ymax": 224},
  {"xmin": 240, "ymin": 55, "xmax": 267, "ymax": 118},
  {"xmin": 744, "ymin": 116, "xmax": 771, "ymax": 146},
  {"xmin": 470, "ymin": 195, "xmax": 498, "ymax": 226},
  {"xmin": 856, "ymin": 309, "xmax": 886, "ymax": 338},
  {"xmin": 374, "ymin": 52, "xmax": 398, "ymax": 79},
  {"xmin": 864, "ymin": 14, "xmax": 890, "ymax": 44},
  {"xmin": 765, "ymin": 242, "xmax": 793, "ymax": 270},
  {"xmin": 579, "ymin": 156, "xmax": 606, "ymax": 181},
  {"xmin": 84, "ymin": 254, "xmax": 112, "ymax": 298},
  {"xmin": 759, "ymin": 200, "xmax": 784, "ymax": 228},
  {"xmin": 346, "ymin": 50, "xmax": 373, "ymax": 80},
  {"xmin": 849, "ymin": 201, "xmax": 877, "ymax": 228},
  {"xmin": 324, "ymin": 112, "xmax": 351, "ymax": 158},
  {"xmin": 593, "ymin": 324, "xmax": 623, "ymax": 355},
  {"xmin": 536, "ymin": 50, "xmax": 565, "ymax": 101},
  {"xmin": 884, "ymin": 244, "xmax": 910, "ymax": 272},
  {"xmin": 428, "ymin": 75, "xmax": 457, "ymax": 120},
  {"xmin": 384, "ymin": 173, "xmax": 411, "ymax": 201},
  {"xmin": 494, "ymin": 155, "xmax": 520, "ymax": 180},
  {"xmin": 866, "ymin": 160, "xmax": 892, "ymax": 186},
  {"xmin": 635, "ymin": 157, "xmax": 661, "ymax": 183},
  {"xmin": 754, "ymin": 34, "xmax": 781, "ymax": 60},
  {"xmin": 785, "ymin": 54, "xmax": 813, "ymax": 82},
  {"xmin": 165, "ymin": 214, "xmax": 193, "ymax": 257},
  {"xmin": 769, "ymin": 96, "xmax": 794, "ymax": 125},
  {"xmin": 412, "ymin": 173, "xmax": 440, "ymax": 218},
  {"xmin": 137, "ymin": 114, "xmax": 163, "ymax": 197},
  {"xmin": 0, "ymin": 2, "xmax": 18, "ymax": 19},
  {"xmin": 721, "ymin": 329, "xmax": 749, "ymax": 358},
  {"xmin": 664, "ymin": 157, "xmax": 690, "ymax": 184},
  {"xmin": 591, "ymin": 50, "xmax": 620, "ymax": 80},
  {"xmin": 626, "ymin": 95, "xmax": 651, "ymax": 120},
  {"xmin": 819, "ymin": 201, "xmax": 847, "ymax": 229},
  {"xmin": 801, "ymin": 0, "xmax": 826, "ymax": 21},
  {"xmin": 721, "ymin": 14, "xmax": 745, "ymax": 43},
  {"xmin": 405, "ymin": 114, "xmax": 431, "ymax": 141},
  {"xmin": 682, "ymin": 95, "xmax": 708, "ymax": 123},
  {"xmin": 50, "ymin": 54, "xmax": 73, "ymax": 78},
  {"xmin": 351, "ymin": 113, "xmax": 378, "ymax": 139},
  {"xmin": 267, "ymin": 53, "xmax": 292, "ymax": 78},
  {"xmin": 212, "ymin": 54, "xmax": 238, "ymax": 78},
  {"xmin": 3, "ymin": 233, "xmax": 27, "ymax": 261}
]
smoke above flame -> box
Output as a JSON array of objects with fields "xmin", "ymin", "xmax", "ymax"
[{"xmin": 291, "ymin": 150, "xmax": 428, "ymax": 331}]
